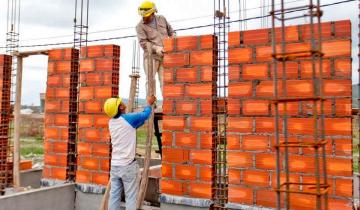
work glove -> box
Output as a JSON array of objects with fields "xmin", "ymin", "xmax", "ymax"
[{"xmin": 152, "ymin": 45, "xmax": 164, "ymax": 57}]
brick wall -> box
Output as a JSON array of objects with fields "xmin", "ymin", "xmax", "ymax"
[
  {"xmin": 43, "ymin": 48, "xmax": 79, "ymax": 181},
  {"xmin": 0, "ymin": 55, "xmax": 12, "ymax": 190},
  {"xmin": 161, "ymin": 35, "xmax": 216, "ymax": 199},
  {"xmin": 227, "ymin": 20, "xmax": 352, "ymax": 209},
  {"xmin": 76, "ymin": 45, "xmax": 120, "ymax": 186}
]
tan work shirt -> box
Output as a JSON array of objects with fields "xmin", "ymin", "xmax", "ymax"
[{"xmin": 136, "ymin": 15, "xmax": 175, "ymax": 60}]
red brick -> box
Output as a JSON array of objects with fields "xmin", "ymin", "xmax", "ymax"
[
  {"xmin": 243, "ymin": 64, "xmax": 268, "ymax": 80},
  {"xmin": 271, "ymin": 172, "xmax": 300, "ymax": 189},
  {"xmin": 54, "ymin": 114, "xmax": 68, "ymax": 126},
  {"xmin": 84, "ymin": 101, "xmax": 102, "ymax": 113},
  {"xmin": 163, "ymin": 68, "xmax": 174, "ymax": 83},
  {"xmin": 228, "ymin": 169, "xmax": 241, "ymax": 184},
  {"xmin": 56, "ymin": 61, "xmax": 72, "ymax": 73},
  {"xmin": 45, "ymin": 128, "xmax": 59, "ymax": 139},
  {"xmin": 228, "ymin": 48, "xmax": 252, "ymax": 64},
  {"xmin": 95, "ymin": 87, "xmax": 112, "ymax": 99},
  {"xmin": 227, "ymin": 117, "xmax": 252, "ymax": 132},
  {"xmin": 199, "ymin": 35, "xmax": 214, "ymax": 49},
  {"xmin": 228, "ymin": 31, "xmax": 240, "ymax": 47},
  {"xmin": 289, "ymin": 194, "xmax": 317, "ymax": 209},
  {"xmin": 78, "ymin": 115, "xmax": 93, "ymax": 127},
  {"xmin": 256, "ymin": 81, "xmax": 275, "ymax": 97},
  {"xmin": 175, "ymin": 132, "xmax": 196, "ymax": 147},
  {"xmin": 228, "ymin": 99, "xmax": 240, "ymax": 115},
  {"xmin": 51, "ymin": 167, "xmax": 67, "ymax": 180},
  {"xmin": 200, "ymin": 100, "xmax": 212, "ymax": 115},
  {"xmin": 242, "ymin": 135, "xmax": 268, "ymax": 151},
  {"xmin": 175, "ymin": 101, "xmax": 196, "ymax": 115},
  {"xmin": 334, "ymin": 138, "xmax": 352, "ymax": 156},
  {"xmin": 289, "ymin": 156, "xmax": 315, "ymax": 173},
  {"xmin": 94, "ymin": 115, "xmax": 108, "ymax": 127},
  {"xmin": 93, "ymin": 172, "xmax": 109, "ymax": 185},
  {"xmin": 55, "ymin": 88, "xmax": 70, "ymax": 98},
  {"xmin": 200, "ymin": 134, "xmax": 212, "ymax": 149},
  {"xmin": 162, "ymin": 100, "xmax": 173, "ymax": 115},
  {"xmin": 163, "ymin": 84, "xmax": 184, "ymax": 98},
  {"xmin": 255, "ymin": 45, "xmax": 274, "ymax": 62},
  {"xmin": 200, "ymin": 66, "xmax": 214, "ymax": 82},
  {"xmin": 334, "ymin": 20, "xmax": 351, "ymax": 37},
  {"xmin": 47, "ymin": 75, "xmax": 62, "ymax": 86},
  {"xmin": 80, "ymin": 157, "xmax": 99, "ymax": 170},
  {"xmin": 191, "ymin": 117, "xmax": 212, "ymax": 131},
  {"xmin": 244, "ymin": 28, "xmax": 269, "ymax": 45},
  {"xmin": 161, "ymin": 179, "xmax": 184, "ymax": 196},
  {"xmin": 163, "ymin": 38, "xmax": 174, "ymax": 52},
  {"xmin": 199, "ymin": 166, "xmax": 212, "ymax": 181},
  {"xmin": 77, "ymin": 142, "xmax": 92, "ymax": 155},
  {"xmin": 79, "ymin": 87, "xmax": 94, "ymax": 100},
  {"xmin": 85, "ymin": 45, "xmax": 104, "ymax": 58},
  {"xmin": 161, "ymin": 163, "xmax": 172, "ymax": 178},
  {"xmin": 175, "ymin": 165, "xmax": 196, "ymax": 180},
  {"xmin": 93, "ymin": 144, "xmax": 110, "ymax": 156},
  {"xmin": 334, "ymin": 59, "xmax": 351, "ymax": 78},
  {"xmin": 163, "ymin": 116, "xmax": 185, "ymax": 131},
  {"xmin": 286, "ymin": 80, "xmax": 313, "ymax": 97},
  {"xmin": 162, "ymin": 131, "xmax": 172, "ymax": 146},
  {"xmin": 323, "ymin": 80, "xmax": 351, "ymax": 97},
  {"xmin": 274, "ymin": 25, "xmax": 299, "ymax": 42},
  {"xmin": 335, "ymin": 178, "xmax": 352, "ymax": 197},
  {"xmin": 286, "ymin": 43, "xmax": 311, "ymax": 54},
  {"xmin": 229, "ymin": 65, "xmax": 240, "ymax": 81},
  {"xmin": 95, "ymin": 59, "xmax": 116, "ymax": 71},
  {"xmin": 273, "ymin": 61, "xmax": 298, "ymax": 79},
  {"xmin": 190, "ymin": 51, "xmax": 213, "ymax": 66},
  {"xmin": 256, "ymin": 153, "xmax": 276, "ymax": 169},
  {"xmin": 190, "ymin": 150, "xmax": 212, "ymax": 165},
  {"xmin": 82, "ymin": 128, "xmax": 102, "ymax": 142},
  {"xmin": 327, "ymin": 157, "xmax": 352, "ymax": 176},
  {"xmin": 176, "ymin": 36, "xmax": 198, "ymax": 51},
  {"xmin": 273, "ymin": 102, "xmax": 299, "ymax": 116},
  {"xmin": 300, "ymin": 60, "xmax": 331, "ymax": 79},
  {"xmin": 176, "ymin": 67, "xmax": 197, "ymax": 82},
  {"xmin": 76, "ymin": 170, "xmax": 91, "ymax": 183},
  {"xmin": 162, "ymin": 148, "xmax": 188, "ymax": 163},
  {"xmin": 45, "ymin": 101, "xmax": 61, "ymax": 112},
  {"xmin": 229, "ymin": 82, "xmax": 252, "ymax": 97},
  {"xmin": 163, "ymin": 53, "xmax": 189, "ymax": 68},
  {"xmin": 243, "ymin": 100, "xmax": 269, "ymax": 115},
  {"xmin": 104, "ymin": 45, "xmax": 120, "ymax": 57},
  {"xmin": 227, "ymin": 152, "xmax": 252, "ymax": 167},
  {"xmin": 48, "ymin": 49, "xmax": 63, "ymax": 60},
  {"xmin": 255, "ymin": 117, "xmax": 274, "ymax": 133},
  {"xmin": 288, "ymin": 118, "xmax": 314, "ymax": 135},
  {"xmin": 324, "ymin": 118, "xmax": 351, "ymax": 136},
  {"xmin": 256, "ymin": 189, "xmax": 277, "ymax": 207},
  {"xmin": 335, "ymin": 98, "xmax": 351, "ymax": 116},
  {"xmin": 227, "ymin": 134, "xmax": 240, "ymax": 150},
  {"xmin": 243, "ymin": 170, "xmax": 269, "ymax": 187},
  {"xmin": 300, "ymin": 22, "xmax": 332, "ymax": 40},
  {"xmin": 48, "ymin": 62, "xmax": 55, "ymax": 74},
  {"xmin": 323, "ymin": 40, "xmax": 351, "ymax": 58},
  {"xmin": 52, "ymin": 142, "xmax": 68, "ymax": 153},
  {"xmin": 228, "ymin": 186, "xmax": 253, "ymax": 205},
  {"xmin": 328, "ymin": 198, "xmax": 353, "ymax": 210},
  {"xmin": 188, "ymin": 182, "xmax": 212, "ymax": 199}
]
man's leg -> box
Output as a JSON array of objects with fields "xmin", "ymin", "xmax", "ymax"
[
  {"xmin": 122, "ymin": 161, "xmax": 140, "ymax": 210},
  {"xmin": 154, "ymin": 59, "xmax": 163, "ymax": 93},
  {"xmin": 108, "ymin": 167, "xmax": 124, "ymax": 210}
]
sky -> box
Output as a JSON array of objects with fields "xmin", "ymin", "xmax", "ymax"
[{"xmin": 0, "ymin": 0, "xmax": 358, "ymax": 105}]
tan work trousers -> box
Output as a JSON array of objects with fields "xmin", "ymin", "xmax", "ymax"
[{"xmin": 143, "ymin": 57, "xmax": 163, "ymax": 96}]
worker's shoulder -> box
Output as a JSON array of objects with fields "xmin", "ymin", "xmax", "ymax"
[{"xmin": 156, "ymin": 14, "xmax": 168, "ymax": 21}]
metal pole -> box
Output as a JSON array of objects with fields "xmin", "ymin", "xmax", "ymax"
[{"xmin": 13, "ymin": 55, "xmax": 23, "ymax": 187}]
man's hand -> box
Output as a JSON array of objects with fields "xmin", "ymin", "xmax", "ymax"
[
  {"xmin": 152, "ymin": 45, "xmax": 164, "ymax": 56},
  {"xmin": 147, "ymin": 95, "xmax": 156, "ymax": 106}
]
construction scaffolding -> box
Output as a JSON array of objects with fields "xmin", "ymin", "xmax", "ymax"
[
  {"xmin": 213, "ymin": 0, "xmax": 229, "ymax": 209},
  {"xmin": 271, "ymin": 0, "xmax": 328, "ymax": 210}
]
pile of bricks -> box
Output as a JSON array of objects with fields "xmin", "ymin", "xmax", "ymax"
[
  {"xmin": 227, "ymin": 20, "xmax": 352, "ymax": 209},
  {"xmin": 161, "ymin": 34, "xmax": 217, "ymax": 199},
  {"xmin": 43, "ymin": 48, "xmax": 79, "ymax": 181},
  {"xmin": 0, "ymin": 55, "xmax": 12, "ymax": 192},
  {"xmin": 76, "ymin": 45, "xmax": 120, "ymax": 186}
]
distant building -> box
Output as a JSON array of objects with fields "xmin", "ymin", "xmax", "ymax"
[{"xmin": 40, "ymin": 93, "xmax": 45, "ymax": 113}]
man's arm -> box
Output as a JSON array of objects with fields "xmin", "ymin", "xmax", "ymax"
[
  {"xmin": 122, "ymin": 106, "xmax": 152, "ymax": 129},
  {"xmin": 136, "ymin": 24, "xmax": 150, "ymax": 51},
  {"xmin": 164, "ymin": 17, "xmax": 175, "ymax": 37}
]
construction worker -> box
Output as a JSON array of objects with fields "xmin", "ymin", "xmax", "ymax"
[
  {"xmin": 136, "ymin": 1, "xmax": 175, "ymax": 94},
  {"xmin": 104, "ymin": 95, "xmax": 156, "ymax": 210}
]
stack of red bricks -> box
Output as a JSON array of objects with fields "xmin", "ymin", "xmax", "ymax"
[
  {"xmin": 0, "ymin": 55, "xmax": 12, "ymax": 191},
  {"xmin": 43, "ymin": 48, "xmax": 79, "ymax": 181},
  {"xmin": 227, "ymin": 20, "xmax": 352, "ymax": 209},
  {"xmin": 161, "ymin": 35, "xmax": 217, "ymax": 199},
  {"xmin": 76, "ymin": 45, "xmax": 120, "ymax": 186}
]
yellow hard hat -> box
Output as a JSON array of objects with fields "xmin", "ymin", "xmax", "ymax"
[
  {"xmin": 103, "ymin": 97, "xmax": 122, "ymax": 118},
  {"xmin": 138, "ymin": 1, "xmax": 157, "ymax": 17}
]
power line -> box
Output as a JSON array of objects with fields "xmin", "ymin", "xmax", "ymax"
[
  {"xmin": 0, "ymin": 0, "xmax": 356, "ymax": 49},
  {"xmin": 20, "ymin": 0, "xmax": 304, "ymax": 42}
]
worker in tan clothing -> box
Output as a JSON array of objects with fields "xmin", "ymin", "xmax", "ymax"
[{"xmin": 136, "ymin": 1, "xmax": 175, "ymax": 94}]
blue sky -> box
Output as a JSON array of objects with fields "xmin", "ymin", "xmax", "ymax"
[{"xmin": 0, "ymin": 0, "xmax": 358, "ymax": 105}]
